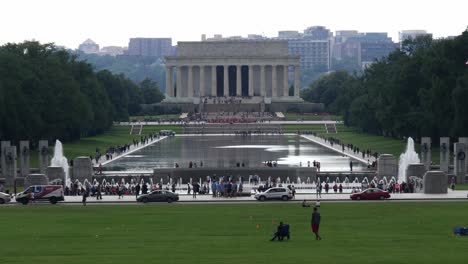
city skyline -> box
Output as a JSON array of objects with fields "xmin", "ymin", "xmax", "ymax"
[{"xmin": 1, "ymin": 0, "xmax": 466, "ymax": 49}]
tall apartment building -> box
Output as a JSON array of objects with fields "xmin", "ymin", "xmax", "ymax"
[
  {"xmin": 333, "ymin": 32, "xmax": 397, "ymax": 69},
  {"xmin": 126, "ymin": 38, "xmax": 173, "ymax": 57},
  {"xmin": 278, "ymin": 26, "xmax": 331, "ymax": 70}
]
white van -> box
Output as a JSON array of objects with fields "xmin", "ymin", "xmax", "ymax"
[{"xmin": 16, "ymin": 185, "xmax": 64, "ymax": 205}]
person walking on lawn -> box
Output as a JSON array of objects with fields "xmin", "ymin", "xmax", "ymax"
[{"xmin": 311, "ymin": 207, "xmax": 322, "ymax": 240}]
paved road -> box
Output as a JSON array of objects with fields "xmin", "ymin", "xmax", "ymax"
[{"xmin": 2, "ymin": 191, "xmax": 467, "ymax": 206}]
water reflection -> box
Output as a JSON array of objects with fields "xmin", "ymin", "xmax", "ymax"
[{"xmin": 104, "ymin": 135, "xmax": 365, "ymax": 171}]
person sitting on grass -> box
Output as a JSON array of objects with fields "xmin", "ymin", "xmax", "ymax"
[
  {"xmin": 302, "ymin": 199, "xmax": 310, "ymax": 207},
  {"xmin": 270, "ymin": 222, "xmax": 290, "ymax": 241}
]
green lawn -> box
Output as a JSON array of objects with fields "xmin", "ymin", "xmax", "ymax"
[
  {"xmin": 0, "ymin": 203, "xmax": 467, "ymax": 264},
  {"xmin": 281, "ymin": 124, "xmax": 327, "ymax": 134},
  {"xmin": 455, "ymin": 184, "xmax": 468, "ymax": 190}
]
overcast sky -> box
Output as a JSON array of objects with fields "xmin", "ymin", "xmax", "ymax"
[{"xmin": 1, "ymin": 0, "xmax": 466, "ymax": 48}]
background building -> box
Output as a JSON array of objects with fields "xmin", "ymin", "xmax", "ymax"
[
  {"xmin": 126, "ymin": 38, "xmax": 173, "ymax": 57},
  {"xmin": 78, "ymin": 39, "xmax": 100, "ymax": 54},
  {"xmin": 399, "ymin": 30, "xmax": 432, "ymax": 42}
]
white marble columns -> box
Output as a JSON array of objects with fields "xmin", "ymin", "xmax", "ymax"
[
  {"xmin": 167, "ymin": 63, "xmax": 299, "ymax": 98},
  {"xmin": 294, "ymin": 65, "xmax": 300, "ymax": 97},
  {"xmin": 211, "ymin": 66, "xmax": 217, "ymax": 96},
  {"xmin": 236, "ymin": 65, "xmax": 242, "ymax": 96},
  {"xmin": 223, "ymin": 65, "xmax": 229, "ymax": 96}
]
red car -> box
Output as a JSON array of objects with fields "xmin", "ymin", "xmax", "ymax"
[{"xmin": 350, "ymin": 188, "xmax": 391, "ymax": 200}]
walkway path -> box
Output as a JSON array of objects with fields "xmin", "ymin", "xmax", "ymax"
[
  {"xmin": 93, "ymin": 136, "xmax": 168, "ymax": 167},
  {"xmin": 301, "ymin": 134, "xmax": 377, "ymax": 164}
]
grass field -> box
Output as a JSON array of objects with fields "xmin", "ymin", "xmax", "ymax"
[{"xmin": 0, "ymin": 202, "xmax": 467, "ymax": 264}]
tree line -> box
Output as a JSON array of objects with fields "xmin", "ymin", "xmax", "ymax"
[
  {"xmin": 301, "ymin": 29, "xmax": 468, "ymax": 140},
  {"xmin": 0, "ymin": 42, "xmax": 164, "ymax": 144}
]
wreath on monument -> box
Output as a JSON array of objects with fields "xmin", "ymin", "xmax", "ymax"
[
  {"xmin": 422, "ymin": 143, "xmax": 429, "ymax": 153},
  {"xmin": 441, "ymin": 143, "xmax": 447, "ymax": 153},
  {"xmin": 6, "ymin": 152, "xmax": 13, "ymax": 163},
  {"xmin": 41, "ymin": 146, "xmax": 48, "ymax": 155},
  {"xmin": 457, "ymin": 151, "xmax": 466, "ymax": 161},
  {"xmin": 22, "ymin": 146, "xmax": 29, "ymax": 156}
]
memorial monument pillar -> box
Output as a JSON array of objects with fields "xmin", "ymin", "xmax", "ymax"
[
  {"xmin": 459, "ymin": 137, "xmax": 468, "ymax": 172},
  {"xmin": 248, "ymin": 65, "xmax": 254, "ymax": 96},
  {"xmin": 236, "ymin": 65, "xmax": 241, "ymax": 96},
  {"xmin": 260, "ymin": 65, "xmax": 266, "ymax": 96},
  {"xmin": 439, "ymin": 137, "xmax": 450, "ymax": 173},
  {"xmin": 165, "ymin": 66, "xmax": 173, "ymax": 97},
  {"xmin": 176, "ymin": 66, "xmax": 182, "ymax": 97},
  {"xmin": 294, "ymin": 65, "xmax": 300, "ymax": 97},
  {"xmin": 271, "ymin": 65, "xmax": 277, "ymax": 97},
  {"xmin": 38, "ymin": 140, "xmax": 49, "ymax": 174},
  {"xmin": 1, "ymin": 141, "xmax": 10, "ymax": 176},
  {"xmin": 4, "ymin": 146, "xmax": 17, "ymax": 187},
  {"xmin": 199, "ymin": 66, "xmax": 205, "ymax": 96},
  {"xmin": 211, "ymin": 66, "xmax": 217, "ymax": 96},
  {"xmin": 283, "ymin": 65, "xmax": 289, "ymax": 97},
  {"xmin": 223, "ymin": 65, "xmax": 229, "ymax": 96},
  {"xmin": 421, "ymin": 137, "xmax": 431, "ymax": 170},
  {"xmin": 454, "ymin": 143, "xmax": 466, "ymax": 184},
  {"xmin": 19, "ymin": 140, "xmax": 30, "ymax": 178},
  {"xmin": 188, "ymin": 65, "xmax": 194, "ymax": 97}
]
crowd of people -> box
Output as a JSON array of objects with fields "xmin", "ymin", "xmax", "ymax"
[
  {"xmin": 190, "ymin": 111, "xmax": 274, "ymax": 124},
  {"xmin": 201, "ymin": 96, "xmax": 245, "ymax": 104}
]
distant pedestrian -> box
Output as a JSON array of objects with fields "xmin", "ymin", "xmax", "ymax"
[
  {"xmin": 82, "ymin": 190, "xmax": 87, "ymax": 206},
  {"xmin": 349, "ymin": 161, "xmax": 353, "ymax": 171},
  {"xmin": 311, "ymin": 207, "xmax": 322, "ymax": 240}
]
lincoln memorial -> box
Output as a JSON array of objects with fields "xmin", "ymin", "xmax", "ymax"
[{"xmin": 160, "ymin": 41, "xmax": 322, "ymax": 113}]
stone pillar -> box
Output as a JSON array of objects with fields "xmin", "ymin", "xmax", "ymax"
[
  {"xmin": 459, "ymin": 137, "xmax": 468, "ymax": 172},
  {"xmin": 271, "ymin": 65, "xmax": 277, "ymax": 97},
  {"xmin": 38, "ymin": 140, "xmax": 49, "ymax": 174},
  {"xmin": 211, "ymin": 65, "xmax": 217, "ymax": 96},
  {"xmin": 199, "ymin": 66, "xmax": 205, "ymax": 96},
  {"xmin": 4, "ymin": 146, "xmax": 17, "ymax": 187},
  {"xmin": 260, "ymin": 65, "xmax": 266, "ymax": 97},
  {"xmin": 454, "ymin": 143, "xmax": 466, "ymax": 184},
  {"xmin": 294, "ymin": 65, "xmax": 300, "ymax": 97},
  {"xmin": 423, "ymin": 171, "xmax": 447, "ymax": 194},
  {"xmin": 421, "ymin": 137, "xmax": 431, "ymax": 170},
  {"xmin": 46, "ymin": 166, "xmax": 65, "ymax": 184},
  {"xmin": 222, "ymin": 65, "xmax": 228, "ymax": 96},
  {"xmin": 248, "ymin": 65, "xmax": 254, "ymax": 96},
  {"xmin": 19, "ymin": 140, "xmax": 30, "ymax": 178},
  {"xmin": 283, "ymin": 65, "xmax": 289, "ymax": 96},
  {"xmin": 1, "ymin": 141, "xmax": 10, "ymax": 177},
  {"xmin": 377, "ymin": 154, "xmax": 397, "ymax": 179},
  {"xmin": 405, "ymin": 163, "xmax": 426, "ymax": 182},
  {"xmin": 165, "ymin": 66, "xmax": 173, "ymax": 97},
  {"xmin": 440, "ymin": 137, "xmax": 450, "ymax": 173},
  {"xmin": 236, "ymin": 65, "xmax": 242, "ymax": 96},
  {"xmin": 72, "ymin": 157, "xmax": 94, "ymax": 182},
  {"xmin": 176, "ymin": 66, "xmax": 182, "ymax": 97},
  {"xmin": 24, "ymin": 174, "xmax": 49, "ymax": 187},
  {"xmin": 188, "ymin": 65, "xmax": 193, "ymax": 97}
]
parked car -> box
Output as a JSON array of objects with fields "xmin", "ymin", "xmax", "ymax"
[
  {"xmin": 350, "ymin": 188, "xmax": 391, "ymax": 200},
  {"xmin": 15, "ymin": 185, "xmax": 64, "ymax": 205},
  {"xmin": 137, "ymin": 190, "xmax": 179, "ymax": 203},
  {"xmin": 254, "ymin": 187, "xmax": 293, "ymax": 201},
  {"xmin": 0, "ymin": 192, "xmax": 12, "ymax": 204}
]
